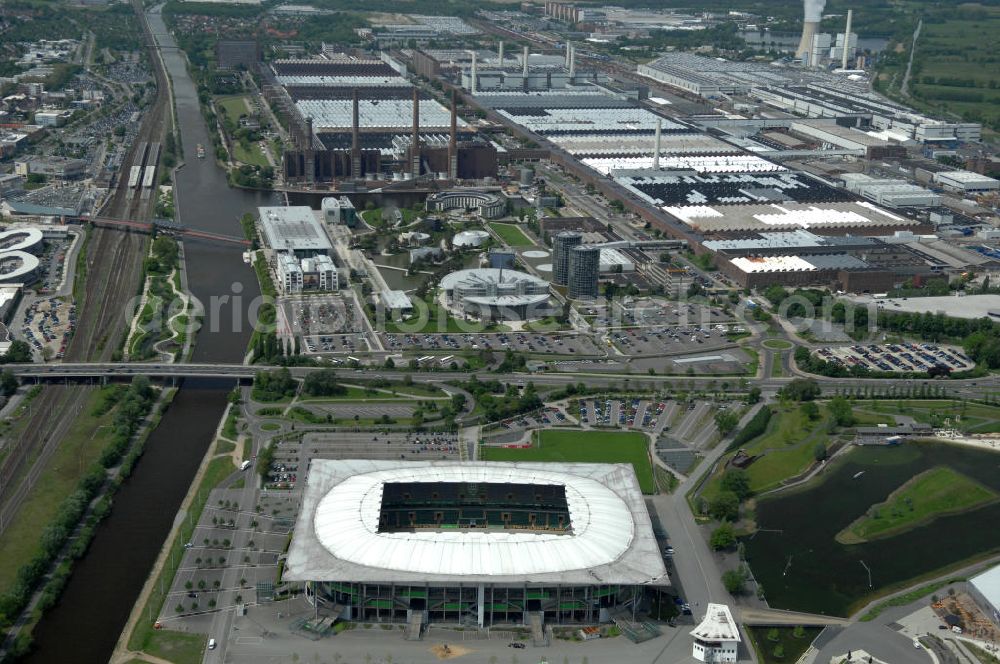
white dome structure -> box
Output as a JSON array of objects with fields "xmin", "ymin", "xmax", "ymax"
[{"xmin": 452, "ymin": 229, "xmax": 490, "ymax": 248}]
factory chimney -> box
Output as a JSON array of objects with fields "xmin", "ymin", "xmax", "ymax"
[
  {"xmin": 568, "ymin": 44, "xmax": 576, "ymax": 78},
  {"xmin": 841, "ymin": 9, "xmax": 853, "ymax": 70},
  {"xmin": 565, "ymin": 41, "xmax": 571, "ymax": 68},
  {"xmin": 796, "ymin": 0, "xmax": 826, "ymax": 59},
  {"xmin": 351, "ymin": 88, "xmax": 361, "ymax": 177},
  {"xmin": 449, "ymin": 89, "xmax": 458, "ymax": 180},
  {"xmin": 652, "ymin": 118, "xmax": 661, "ymax": 170},
  {"xmin": 522, "ymin": 45, "xmax": 529, "ymax": 77},
  {"xmin": 470, "ymin": 50, "xmax": 477, "ymax": 94},
  {"xmin": 411, "ymin": 88, "xmax": 420, "ymax": 179},
  {"xmin": 304, "ymin": 116, "xmax": 313, "ymax": 149},
  {"xmin": 498, "ymin": 40, "xmax": 504, "ymax": 65}
]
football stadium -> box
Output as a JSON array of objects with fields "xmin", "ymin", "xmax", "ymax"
[{"xmin": 285, "ymin": 460, "xmax": 668, "ymax": 628}]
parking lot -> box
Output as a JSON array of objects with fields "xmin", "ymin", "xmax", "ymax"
[
  {"xmin": 281, "ymin": 294, "xmax": 369, "ymax": 338},
  {"xmin": 21, "ymin": 297, "xmax": 75, "ymax": 359},
  {"xmin": 263, "ymin": 431, "xmax": 463, "ymax": 491},
  {"xmin": 301, "ymin": 333, "xmax": 370, "ymax": 355},
  {"xmin": 620, "ymin": 300, "xmax": 733, "ymax": 330},
  {"xmin": 815, "ymin": 343, "xmax": 974, "ymax": 374},
  {"xmin": 381, "ymin": 331, "xmax": 603, "ymax": 356},
  {"xmin": 608, "ymin": 323, "xmax": 738, "ymax": 357},
  {"xmin": 578, "ymin": 397, "xmax": 722, "ymax": 449}
]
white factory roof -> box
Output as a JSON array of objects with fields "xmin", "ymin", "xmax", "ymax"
[
  {"xmin": 257, "ymin": 206, "xmax": 333, "ymax": 253},
  {"xmin": 496, "ymin": 107, "xmax": 685, "ymax": 134},
  {"xmin": 691, "ymin": 604, "xmax": 741, "ymax": 643},
  {"xmin": 285, "ymin": 460, "xmax": 668, "ymax": 585},
  {"xmin": 295, "ymin": 98, "xmax": 463, "ymax": 131},
  {"xmin": 275, "ymin": 75, "xmax": 408, "ymax": 87},
  {"xmin": 731, "ymin": 255, "xmax": 816, "ymax": 273},
  {"xmin": 548, "ymin": 132, "xmax": 735, "ymax": 156},
  {"xmin": 584, "ymin": 154, "xmax": 784, "ymax": 176},
  {"xmin": 971, "ymin": 565, "xmax": 1000, "ymax": 611},
  {"xmin": 665, "ymin": 201, "xmax": 911, "ymax": 233}
]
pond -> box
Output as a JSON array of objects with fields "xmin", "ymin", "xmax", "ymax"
[{"xmin": 744, "ymin": 442, "xmax": 1000, "ymax": 616}]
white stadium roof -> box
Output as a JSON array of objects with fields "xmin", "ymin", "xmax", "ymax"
[{"xmin": 285, "ymin": 460, "xmax": 669, "ymax": 585}]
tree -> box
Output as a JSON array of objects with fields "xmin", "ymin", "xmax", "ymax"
[
  {"xmin": 767, "ymin": 628, "xmax": 780, "ymax": 642},
  {"xmin": 722, "ymin": 567, "xmax": 747, "ymax": 594},
  {"xmin": 800, "ymin": 401, "xmax": 820, "ymax": 420},
  {"xmin": 301, "ymin": 369, "xmax": 346, "ymax": 397},
  {"xmin": 779, "ymin": 378, "xmax": 820, "ymax": 402},
  {"xmin": 0, "ymin": 340, "xmax": 33, "ymax": 364},
  {"xmin": 773, "ymin": 644, "xmax": 785, "ymax": 659},
  {"xmin": 828, "ymin": 396, "xmax": 855, "ymax": 427},
  {"xmin": 0, "ymin": 370, "xmax": 18, "ymax": 397},
  {"xmin": 708, "ymin": 491, "xmax": 740, "ymax": 521},
  {"xmin": 813, "ymin": 442, "xmax": 828, "ymax": 462},
  {"xmin": 710, "ymin": 522, "xmax": 737, "ymax": 550},
  {"xmin": 720, "ymin": 469, "xmax": 751, "ymax": 501},
  {"xmin": 746, "ymin": 386, "xmax": 761, "ymax": 404},
  {"xmin": 714, "ymin": 409, "xmax": 740, "ymax": 435},
  {"xmin": 793, "ymin": 625, "xmax": 806, "ymax": 639}
]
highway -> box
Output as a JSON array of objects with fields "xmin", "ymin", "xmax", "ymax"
[{"xmin": 7, "ymin": 362, "xmax": 996, "ymax": 397}]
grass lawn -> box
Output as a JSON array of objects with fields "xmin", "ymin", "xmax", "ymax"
[
  {"xmin": 232, "ymin": 141, "xmax": 269, "ymax": 168},
  {"xmin": 215, "ymin": 94, "xmax": 249, "ymax": 119},
  {"xmin": 703, "ymin": 404, "xmax": 830, "ymax": 501},
  {"xmin": 139, "ymin": 630, "xmax": 207, "ymax": 664},
  {"xmin": 762, "ymin": 339, "xmax": 793, "ymax": 350},
  {"xmin": 837, "ymin": 466, "xmax": 998, "ymax": 544},
  {"xmin": 854, "ymin": 400, "xmax": 1000, "ymax": 433},
  {"xmin": 480, "ymin": 429, "xmax": 655, "ymax": 493},
  {"xmin": 748, "ymin": 627, "xmax": 822, "ymax": 664},
  {"xmin": 384, "ymin": 298, "xmax": 507, "ymax": 334},
  {"xmin": 300, "ymin": 385, "xmax": 425, "ymax": 401},
  {"xmin": 260, "ymin": 422, "xmax": 280, "ymax": 431},
  {"xmin": 488, "ymin": 222, "xmax": 534, "ymax": 247},
  {"xmin": 0, "ymin": 388, "xmax": 115, "ymax": 590}
]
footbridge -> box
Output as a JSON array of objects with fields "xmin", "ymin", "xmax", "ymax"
[{"xmin": 737, "ymin": 607, "xmax": 850, "ymax": 627}]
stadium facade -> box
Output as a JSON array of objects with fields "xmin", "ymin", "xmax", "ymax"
[{"xmin": 285, "ymin": 460, "xmax": 668, "ymax": 627}]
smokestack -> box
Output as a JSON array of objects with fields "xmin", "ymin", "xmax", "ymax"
[
  {"xmin": 449, "ymin": 89, "xmax": 457, "ymax": 179},
  {"xmin": 498, "ymin": 40, "xmax": 504, "ymax": 65},
  {"xmin": 351, "ymin": 88, "xmax": 360, "ymax": 177},
  {"xmin": 569, "ymin": 44, "xmax": 576, "ymax": 78},
  {"xmin": 470, "ymin": 50, "xmax": 477, "ymax": 94},
  {"xmin": 522, "ymin": 45, "xmax": 529, "ymax": 77},
  {"xmin": 653, "ymin": 118, "xmax": 661, "ymax": 170},
  {"xmin": 841, "ymin": 9, "xmax": 853, "ymax": 70},
  {"xmin": 411, "ymin": 88, "xmax": 420, "ymax": 179},
  {"xmin": 796, "ymin": 0, "xmax": 826, "ymax": 58},
  {"xmin": 304, "ymin": 116, "xmax": 313, "ymax": 149},
  {"xmin": 565, "ymin": 41, "xmax": 571, "ymax": 68}
]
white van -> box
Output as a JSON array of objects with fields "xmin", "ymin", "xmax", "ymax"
[
  {"xmin": 208, "ymin": 638, "xmax": 217, "ymax": 650},
  {"xmin": 240, "ymin": 460, "xmax": 251, "ymax": 471}
]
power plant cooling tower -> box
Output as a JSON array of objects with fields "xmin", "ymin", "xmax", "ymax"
[{"xmin": 796, "ymin": 0, "xmax": 827, "ymax": 58}]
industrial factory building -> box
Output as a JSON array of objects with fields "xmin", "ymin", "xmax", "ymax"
[
  {"xmin": 265, "ymin": 58, "xmax": 498, "ymax": 184},
  {"xmin": 284, "ymin": 460, "xmax": 669, "ymax": 627}
]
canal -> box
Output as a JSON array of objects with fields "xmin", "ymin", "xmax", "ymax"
[{"xmin": 22, "ymin": 6, "xmax": 271, "ymax": 663}]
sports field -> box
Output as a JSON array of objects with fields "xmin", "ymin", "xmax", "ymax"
[{"xmin": 481, "ymin": 429, "xmax": 655, "ymax": 493}]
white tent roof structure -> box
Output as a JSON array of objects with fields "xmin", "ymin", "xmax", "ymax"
[{"xmin": 285, "ymin": 460, "xmax": 669, "ymax": 586}]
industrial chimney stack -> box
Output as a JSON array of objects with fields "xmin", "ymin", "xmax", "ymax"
[
  {"xmin": 449, "ymin": 89, "xmax": 458, "ymax": 180},
  {"xmin": 522, "ymin": 45, "xmax": 529, "ymax": 77},
  {"xmin": 351, "ymin": 88, "xmax": 361, "ymax": 177},
  {"xmin": 841, "ymin": 9, "xmax": 853, "ymax": 70},
  {"xmin": 498, "ymin": 40, "xmax": 504, "ymax": 65},
  {"xmin": 653, "ymin": 118, "xmax": 661, "ymax": 170},
  {"xmin": 470, "ymin": 50, "xmax": 478, "ymax": 94},
  {"xmin": 411, "ymin": 88, "xmax": 421, "ymax": 179}
]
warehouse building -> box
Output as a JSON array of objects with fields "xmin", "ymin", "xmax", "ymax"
[
  {"xmin": 285, "ymin": 460, "xmax": 668, "ymax": 627},
  {"xmin": 969, "ymin": 564, "xmax": 1000, "ymax": 628},
  {"xmin": 932, "ymin": 170, "xmax": 1000, "ymax": 194},
  {"xmin": 258, "ymin": 206, "xmax": 334, "ymax": 258}
]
